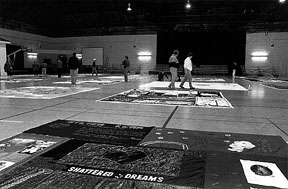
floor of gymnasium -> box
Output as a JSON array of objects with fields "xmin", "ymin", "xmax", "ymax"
[{"xmin": 0, "ymin": 73, "xmax": 287, "ymax": 189}]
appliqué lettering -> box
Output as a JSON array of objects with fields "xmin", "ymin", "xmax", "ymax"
[{"xmin": 124, "ymin": 173, "xmax": 164, "ymax": 182}]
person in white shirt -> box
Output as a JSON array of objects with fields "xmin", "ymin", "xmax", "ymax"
[{"xmin": 179, "ymin": 52, "xmax": 195, "ymax": 89}]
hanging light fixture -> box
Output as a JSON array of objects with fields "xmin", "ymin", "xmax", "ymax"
[
  {"xmin": 279, "ymin": 0, "xmax": 285, "ymax": 3},
  {"xmin": 127, "ymin": 3, "xmax": 132, "ymax": 11},
  {"xmin": 185, "ymin": 0, "xmax": 191, "ymax": 9}
]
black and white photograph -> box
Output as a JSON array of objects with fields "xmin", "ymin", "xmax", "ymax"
[{"xmin": 0, "ymin": 0, "xmax": 287, "ymax": 188}]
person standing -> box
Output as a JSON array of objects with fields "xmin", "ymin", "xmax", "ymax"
[
  {"xmin": 68, "ymin": 53, "xmax": 80, "ymax": 85},
  {"xmin": 232, "ymin": 61, "xmax": 238, "ymax": 78},
  {"xmin": 41, "ymin": 61, "xmax": 47, "ymax": 76},
  {"xmin": 122, "ymin": 56, "xmax": 130, "ymax": 82},
  {"xmin": 4, "ymin": 59, "xmax": 13, "ymax": 77},
  {"xmin": 168, "ymin": 50, "xmax": 179, "ymax": 89},
  {"xmin": 56, "ymin": 58, "xmax": 63, "ymax": 78},
  {"xmin": 92, "ymin": 58, "xmax": 98, "ymax": 76},
  {"xmin": 32, "ymin": 61, "xmax": 39, "ymax": 76},
  {"xmin": 179, "ymin": 52, "xmax": 195, "ymax": 89}
]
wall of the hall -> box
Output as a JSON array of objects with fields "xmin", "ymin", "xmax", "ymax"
[
  {"xmin": 57, "ymin": 35, "xmax": 157, "ymax": 74},
  {"xmin": 0, "ymin": 28, "xmax": 157, "ymax": 74},
  {"xmin": 2, "ymin": 27, "xmax": 288, "ymax": 77},
  {"xmin": 246, "ymin": 32, "xmax": 288, "ymax": 77}
]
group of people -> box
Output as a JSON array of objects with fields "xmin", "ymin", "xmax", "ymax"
[
  {"xmin": 4, "ymin": 51, "xmax": 238, "ymax": 87},
  {"xmin": 168, "ymin": 50, "xmax": 195, "ymax": 90},
  {"xmin": 3, "ymin": 53, "xmax": 130, "ymax": 85},
  {"xmin": 67, "ymin": 53, "xmax": 130, "ymax": 85},
  {"xmin": 31, "ymin": 61, "xmax": 48, "ymax": 76}
]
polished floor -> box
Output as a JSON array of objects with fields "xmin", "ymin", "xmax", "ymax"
[{"xmin": 0, "ymin": 73, "xmax": 288, "ymax": 144}]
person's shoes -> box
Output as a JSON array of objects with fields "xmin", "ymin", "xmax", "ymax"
[
  {"xmin": 190, "ymin": 87, "xmax": 195, "ymax": 89},
  {"xmin": 179, "ymin": 85, "xmax": 184, "ymax": 89}
]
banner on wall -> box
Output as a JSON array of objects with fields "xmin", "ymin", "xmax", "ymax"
[{"xmin": 82, "ymin": 47, "xmax": 103, "ymax": 66}]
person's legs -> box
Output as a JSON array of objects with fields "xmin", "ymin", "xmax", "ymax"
[
  {"xmin": 74, "ymin": 69, "xmax": 78, "ymax": 84},
  {"xmin": 42, "ymin": 68, "xmax": 46, "ymax": 76},
  {"xmin": 180, "ymin": 69, "xmax": 189, "ymax": 88},
  {"xmin": 169, "ymin": 67, "xmax": 177, "ymax": 89},
  {"xmin": 70, "ymin": 69, "xmax": 74, "ymax": 84},
  {"xmin": 124, "ymin": 67, "xmax": 128, "ymax": 82},
  {"xmin": 92, "ymin": 67, "xmax": 96, "ymax": 76},
  {"xmin": 58, "ymin": 68, "xmax": 61, "ymax": 78},
  {"xmin": 232, "ymin": 69, "xmax": 236, "ymax": 77},
  {"xmin": 187, "ymin": 70, "xmax": 193, "ymax": 88},
  {"xmin": 34, "ymin": 70, "xmax": 38, "ymax": 76}
]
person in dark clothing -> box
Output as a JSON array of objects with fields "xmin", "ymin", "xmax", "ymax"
[
  {"xmin": 68, "ymin": 53, "xmax": 80, "ymax": 85},
  {"xmin": 4, "ymin": 60, "xmax": 13, "ymax": 77},
  {"xmin": 122, "ymin": 56, "xmax": 130, "ymax": 82},
  {"xmin": 157, "ymin": 71, "xmax": 169, "ymax": 81},
  {"xmin": 32, "ymin": 61, "xmax": 39, "ymax": 76}
]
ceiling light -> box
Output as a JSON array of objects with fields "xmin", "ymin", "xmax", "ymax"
[
  {"xmin": 127, "ymin": 3, "xmax": 132, "ymax": 11},
  {"xmin": 279, "ymin": 0, "xmax": 286, "ymax": 3},
  {"xmin": 186, "ymin": 0, "xmax": 191, "ymax": 9},
  {"xmin": 251, "ymin": 51, "xmax": 268, "ymax": 56}
]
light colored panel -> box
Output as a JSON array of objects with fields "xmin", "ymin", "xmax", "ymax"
[
  {"xmin": 82, "ymin": 47, "xmax": 103, "ymax": 65},
  {"xmin": 0, "ymin": 44, "xmax": 6, "ymax": 76},
  {"xmin": 246, "ymin": 32, "xmax": 288, "ymax": 77}
]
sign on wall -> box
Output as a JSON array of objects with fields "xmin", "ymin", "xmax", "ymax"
[{"xmin": 82, "ymin": 47, "xmax": 103, "ymax": 66}]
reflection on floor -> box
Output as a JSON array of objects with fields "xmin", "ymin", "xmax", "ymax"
[
  {"xmin": 0, "ymin": 86, "xmax": 99, "ymax": 99},
  {"xmin": 0, "ymin": 74, "xmax": 287, "ymax": 188},
  {"xmin": 242, "ymin": 76, "xmax": 288, "ymax": 90}
]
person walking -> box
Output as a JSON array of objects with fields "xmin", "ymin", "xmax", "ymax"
[
  {"xmin": 56, "ymin": 58, "xmax": 63, "ymax": 78},
  {"xmin": 179, "ymin": 52, "xmax": 195, "ymax": 89},
  {"xmin": 168, "ymin": 50, "xmax": 179, "ymax": 89},
  {"xmin": 68, "ymin": 53, "xmax": 80, "ymax": 85},
  {"xmin": 92, "ymin": 58, "xmax": 98, "ymax": 76},
  {"xmin": 122, "ymin": 56, "xmax": 130, "ymax": 82}
]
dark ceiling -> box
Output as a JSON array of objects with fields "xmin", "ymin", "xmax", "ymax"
[{"xmin": 0, "ymin": 0, "xmax": 288, "ymax": 37}]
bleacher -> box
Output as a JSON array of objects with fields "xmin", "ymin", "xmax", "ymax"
[
  {"xmin": 148, "ymin": 64, "xmax": 170, "ymax": 75},
  {"xmin": 149, "ymin": 64, "xmax": 229, "ymax": 76},
  {"xmin": 192, "ymin": 65, "xmax": 229, "ymax": 75}
]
